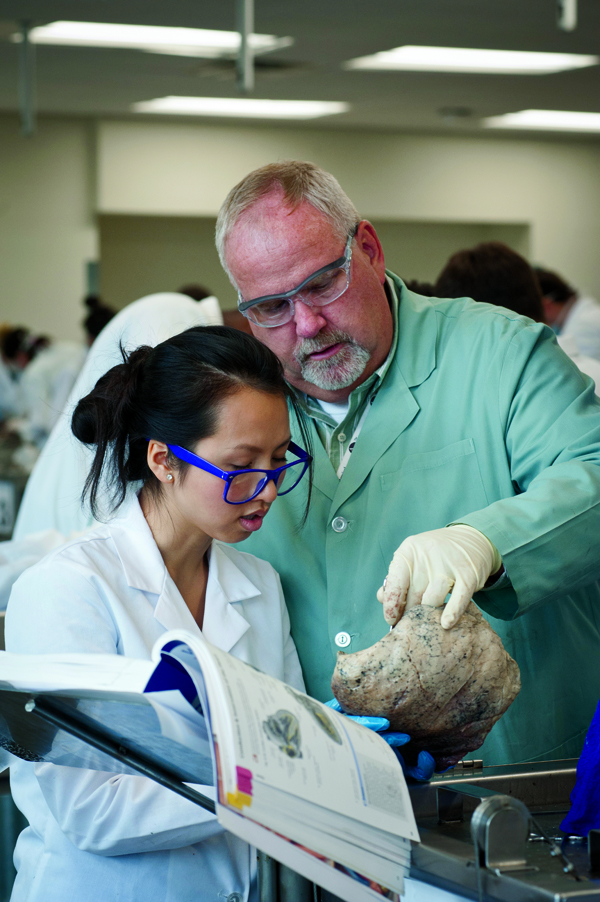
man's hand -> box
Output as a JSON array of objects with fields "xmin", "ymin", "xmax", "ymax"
[{"xmin": 377, "ymin": 525, "xmax": 502, "ymax": 630}]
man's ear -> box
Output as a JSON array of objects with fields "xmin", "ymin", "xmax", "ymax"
[{"xmin": 356, "ymin": 220, "xmax": 386, "ymax": 284}]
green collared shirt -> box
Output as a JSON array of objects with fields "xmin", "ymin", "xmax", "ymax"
[{"xmin": 293, "ymin": 274, "xmax": 400, "ymax": 475}]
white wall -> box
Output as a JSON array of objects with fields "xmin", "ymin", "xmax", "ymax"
[
  {"xmin": 98, "ymin": 215, "xmax": 530, "ymax": 312},
  {"xmin": 2, "ymin": 116, "xmax": 600, "ymax": 340},
  {"xmin": 98, "ymin": 214, "xmax": 238, "ymax": 310},
  {"xmin": 97, "ymin": 120, "xmax": 600, "ymax": 298},
  {"xmin": 0, "ymin": 116, "xmax": 98, "ymax": 341}
]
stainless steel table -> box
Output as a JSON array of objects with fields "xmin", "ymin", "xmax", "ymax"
[{"xmin": 408, "ymin": 759, "xmax": 599, "ymax": 901}]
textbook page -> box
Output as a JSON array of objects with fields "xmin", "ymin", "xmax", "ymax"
[
  {"xmin": 0, "ymin": 649, "xmax": 213, "ymax": 784},
  {"xmin": 0, "ymin": 651, "xmax": 153, "ymax": 699},
  {"xmin": 154, "ymin": 631, "xmax": 418, "ymax": 843}
]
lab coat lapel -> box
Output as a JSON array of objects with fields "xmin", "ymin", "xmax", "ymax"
[
  {"xmin": 109, "ymin": 498, "xmax": 202, "ymax": 635},
  {"xmin": 201, "ymin": 543, "xmax": 258, "ymax": 652},
  {"xmin": 153, "ymin": 578, "xmax": 201, "ymax": 634},
  {"xmin": 109, "ymin": 499, "xmax": 167, "ymax": 595},
  {"xmin": 331, "ymin": 364, "xmax": 419, "ymax": 511},
  {"xmin": 307, "ymin": 426, "xmax": 338, "ymax": 501},
  {"xmin": 331, "ymin": 283, "xmax": 438, "ymax": 512}
]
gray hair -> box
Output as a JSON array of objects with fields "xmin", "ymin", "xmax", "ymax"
[{"xmin": 215, "ymin": 160, "xmax": 360, "ymax": 285}]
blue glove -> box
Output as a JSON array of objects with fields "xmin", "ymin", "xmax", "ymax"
[
  {"xmin": 383, "ymin": 740, "xmax": 436, "ymax": 782},
  {"xmin": 325, "ymin": 697, "xmax": 391, "ymax": 731},
  {"xmin": 325, "ymin": 699, "xmax": 435, "ymax": 782},
  {"xmin": 561, "ymin": 697, "xmax": 600, "ymax": 835}
]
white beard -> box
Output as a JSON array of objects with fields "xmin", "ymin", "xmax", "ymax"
[{"xmin": 295, "ymin": 331, "xmax": 370, "ymax": 391}]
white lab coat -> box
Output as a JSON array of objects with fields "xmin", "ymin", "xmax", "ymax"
[
  {"xmin": 13, "ymin": 293, "xmax": 222, "ymax": 540},
  {"xmin": 557, "ymin": 333, "xmax": 600, "ymax": 394},
  {"xmin": 0, "ymin": 359, "xmax": 19, "ymax": 420},
  {"xmin": 560, "ymin": 294, "xmax": 600, "ymax": 361},
  {"xmin": 5, "ymin": 496, "xmax": 304, "ymax": 902},
  {"xmin": 16, "ymin": 341, "xmax": 87, "ymax": 445}
]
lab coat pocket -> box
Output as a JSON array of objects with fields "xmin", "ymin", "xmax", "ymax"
[{"xmin": 377, "ymin": 438, "xmax": 490, "ymax": 566}]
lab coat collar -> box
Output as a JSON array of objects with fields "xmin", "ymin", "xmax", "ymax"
[
  {"xmin": 108, "ymin": 498, "xmax": 258, "ymax": 649},
  {"xmin": 201, "ymin": 543, "xmax": 259, "ymax": 651},
  {"xmin": 390, "ymin": 274, "xmax": 438, "ymax": 388},
  {"xmin": 308, "ymin": 429, "xmax": 339, "ymax": 502},
  {"xmin": 108, "ymin": 497, "xmax": 169, "ymax": 595}
]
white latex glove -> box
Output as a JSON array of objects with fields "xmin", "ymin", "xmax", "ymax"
[{"xmin": 377, "ymin": 525, "xmax": 502, "ymax": 630}]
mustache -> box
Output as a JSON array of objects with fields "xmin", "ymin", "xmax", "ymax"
[{"xmin": 294, "ymin": 329, "xmax": 355, "ymax": 365}]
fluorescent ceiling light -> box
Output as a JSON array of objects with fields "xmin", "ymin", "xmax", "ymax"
[
  {"xmin": 13, "ymin": 21, "xmax": 292, "ymax": 58},
  {"xmin": 344, "ymin": 45, "xmax": 598, "ymax": 74},
  {"xmin": 484, "ymin": 109, "xmax": 600, "ymax": 131},
  {"xmin": 132, "ymin": 96, "xmax": 349, "ymax": 119}
]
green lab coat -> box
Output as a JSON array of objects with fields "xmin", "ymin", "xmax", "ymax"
[{"xmin": 239, "ymin": 274, "xmax": 600, "ymax": 765}]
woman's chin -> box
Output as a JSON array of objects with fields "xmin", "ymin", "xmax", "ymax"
[{"xmin": 214, "ymin": 524, "xmax": 251, "ymax": 544}]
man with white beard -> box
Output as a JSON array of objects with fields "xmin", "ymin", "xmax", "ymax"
[{"xmin": 215, "ymin": 159, "xmax": 600, "ymax": 768}]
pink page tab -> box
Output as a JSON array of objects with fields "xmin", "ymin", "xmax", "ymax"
[{"xmin": 236, "ymin": 766, "xmax": 253, "ymax": 796}]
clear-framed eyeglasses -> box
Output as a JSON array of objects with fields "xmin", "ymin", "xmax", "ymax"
[
  {"xmin": 237, "ymin": 225, "xmax": 359, "ymax": 328},
  {"xmin": 165, "ymin": 440, "xmax": 311, "ymax": 505}
]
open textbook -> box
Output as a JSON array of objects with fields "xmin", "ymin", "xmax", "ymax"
[{"xmin": 0, "ymin": 630, "xmax": 418, "ymax": 901}]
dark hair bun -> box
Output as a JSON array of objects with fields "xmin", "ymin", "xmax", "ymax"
[{"xmin": 71, "ymin": 393, "xmax": 106, "ymax": 445}]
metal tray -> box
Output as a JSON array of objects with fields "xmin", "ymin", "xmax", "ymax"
[{"xmin": 408, "ymin": 759, "xmax": 600, "ymax": 901}]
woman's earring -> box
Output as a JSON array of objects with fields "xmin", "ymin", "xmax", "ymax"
[{"xmin": 166, "ymin": 473, "xmax": 174, "ymax": 482}]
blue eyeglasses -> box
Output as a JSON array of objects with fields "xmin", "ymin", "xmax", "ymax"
[{"xmin": 165, "ymin": 441, "xmax": 311, "ymax": 505}]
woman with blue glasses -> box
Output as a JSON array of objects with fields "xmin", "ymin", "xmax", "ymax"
[{"xmin": 5, "ymin": 325, "xmax": 311, "ymax": 902}]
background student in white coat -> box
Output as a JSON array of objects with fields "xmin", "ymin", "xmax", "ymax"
[{"xmin": 5, "ymin": 325, "xmax": 312, "ymax": 902}]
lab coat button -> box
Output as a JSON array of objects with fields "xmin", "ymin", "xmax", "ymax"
[
  {"xmin": 335, "ymin": 631, "xmax": 351, "ymax": 648},
  {"xmin": 227, "ymin": 894, "xmax": 243, "ymax": 902},
  {"xmin": 332, "ymin": 516, "xmax": 347, "ymax": 533},
  {"xmin": 338, "ymin": 432, "xmax": 346, "ymax": 442}
]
